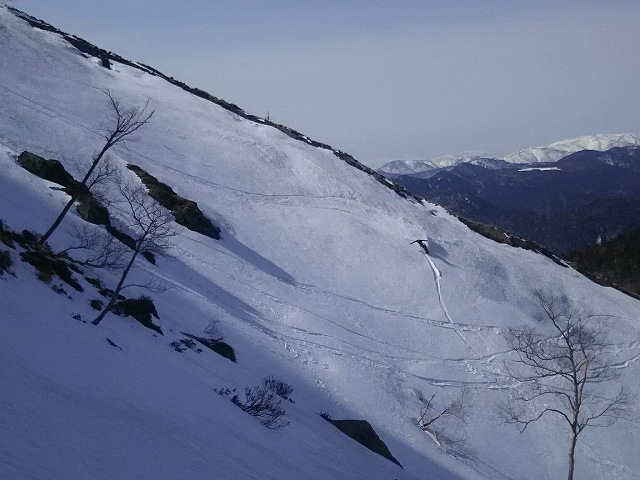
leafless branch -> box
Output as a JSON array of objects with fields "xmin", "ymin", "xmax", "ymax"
[
  {"xmin": 416, "ymin": 387, "xmax": 472, "ymax": 456},
  {"xmin": 498, "ymin": 291, "xmax": 637, "ymax": 480},
  {"xmin": 40, "ymin": 90, "xmax": 153, "ymax": 245},
  {"xmin": 58, "ymin": 224, "xmax": 127, "ymax": 272},
  {"xmin": 204, "ymin": 320, "xmax": 224, "ymax": 341},
  {"xmin": 86, "ymin": 155, "xmax": 119, "ymax": 204},
  {"xmin": 92, "ymin": 180, "xmax": 179, "ymax": 326}
]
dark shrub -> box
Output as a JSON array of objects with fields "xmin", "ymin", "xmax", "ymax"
[
  {"xmin": 170, "ymin": 338, "xmax": 201, "ymax": 353},
  {"xmin": 19, "ymin": 230, "xmax": 43, "ymax": 247},
  {"xmin": 214, "ymin": 377, "xmax": 291, "ymax": 429},
  {"xmin": 263, "ymin": 376, "xmax": 294, "ymax": 402},
  {"xmin": 170, "ymin": 340, "xmax": 186, "ymax": 352},
  {"xmin": 206, "ymin": 339, "xmax": 236, "ymax": 362},
  {"xmin": 231, "ymin": 384, "xmax": 289, "ymax": 430},
  {"xmin": 90, "ymin": 299, "xmax": 104, "ymax": 310},
  {"xmin": 20, "ymin": 249, "xmax": 54, "ymax": 282},
  {"xmin": 0, "ymin": 220, "xmax": 15, "ymax": 248},
  {"xmin": 84, "ymin": 276, "xmax": 103, "ymax": 289},
  {"xmin": 51, "ymin": 283, "xmax": 67, "ymax": 295},
  {"xmin": 0, "ymin": 249, "xmax": 13, "ymax": 275},
  {"xmin": 20, "ymin": 249, "xmax": 83, "ymax": 291},
  {"xmin": 113, "ymin": 295, "xmax": 163, "ymax": 335},
  {"xmin": 180, "ymin": 331, "xmax": 236, "ymax": 362}
]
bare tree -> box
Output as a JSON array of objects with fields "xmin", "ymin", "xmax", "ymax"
[
  {"xmin": 204, "ymin": 320, "xmax": 224, "ymax": 341},
  {"xmin": 57, "ymin": 224, "xmax": 128, "ymax": 271},
  {"xmin": 232, "ymin": 381, "xmax": 290, "ymax": 430},
  {"xmin": 84, "ymin": 155, "xmax": 120, "ymax": 205},
  {"xmin": 499, "ymin": 292, "xmax": 636, "ymax": 480},
  {"xmin": 416, "ymin": 387, "xmax": 471, "ymax": 456},
  {"xmin": 39, "ymin": 91, "xmax": 153, "ymax": 245},
  {"xmin": 92, "ymin": 181, "xmax": 178, "ymax": 326}
]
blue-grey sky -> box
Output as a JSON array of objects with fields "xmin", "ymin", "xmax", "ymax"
[{"xmin": 8, "ymin": 1, "xmax": 640, "ymax": 167}]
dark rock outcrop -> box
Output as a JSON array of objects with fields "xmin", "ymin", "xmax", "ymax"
[
  {"xmin": 127, "ymin": 164, "xmax": 221, "ymax": 240},
  {"xmin": 17, "ymin": 151, "xmax": 111, "ymax": 226},
  {"xmin": 322, "ymin": 417, "xmax": 402, "ymax": 467},
  {"xmin": 17, "ymin": 151, "xmax": 76, "ymax": 189}
]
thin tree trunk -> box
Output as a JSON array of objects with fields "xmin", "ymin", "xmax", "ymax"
[
  {"xmin": 40, "ymin": 197, "xmax": 77, "ymax": 245},
  {"xmin": 92, "ymin": 247, "xmax": 139, "ymax": 325},
  {"xmin": 567, "ymin": 427, "xmax": 577, "ymax": 480},
  {"xmin": 39, "ymin": 141, "xmax": 114, "ymax": 245}
]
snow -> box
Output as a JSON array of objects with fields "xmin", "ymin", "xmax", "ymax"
[
  {"xmin": 379, "ymin": 134, "xmax": 640, "ymax": 175},
  {"xmin": 504, "ymin": 133, "xmax": 640, "ymax": 164},
  {"xmin": 517, "ymin": 167, "xmax": 561, "ymax": 172},
  {"xmin": 1, "ymin": 6, "xmax": 639, "ymax": 480},
  {"xmin": 379, "ymin": 152, "xmax": 492, "ymax": 176}
]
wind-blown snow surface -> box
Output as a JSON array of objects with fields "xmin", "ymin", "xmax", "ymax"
[
  {"xmin": 379, "ymin": 134, "xmax": 640, "ymax": 176},
  {"xmin": 1, "ymin": 7, "xmax": 639, "ymax": 479}
]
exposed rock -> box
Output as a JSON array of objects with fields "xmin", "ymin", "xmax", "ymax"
[
  {"xmin": 322, "ymin": 417, "xmax": 402, "ymax": 467},
  {"xmin": 17, "ymin": 150, "xmax": 111, "ymax": 227},
  {"xmin": 76, "ymin": 197, "xmax": 110, "ymax": 225},
  {"xmin": 127, "ymin": 164, "xmax": 221, "ymax": 240},
  {"xmin": 17, "ymin": 151, "xmax": 76, "ymax": 188}
]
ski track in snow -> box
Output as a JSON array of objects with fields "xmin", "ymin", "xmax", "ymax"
[
  {"xmin": 423, "ymin": 252, "xmax": 480, "ymax": 356},
  {"xmin": 0, "ymin": 82, "xmax": 514, "ymax": 383},
  {"xmin": 151, "ymin": 244, "xmax": 640, "ymax": 393}
]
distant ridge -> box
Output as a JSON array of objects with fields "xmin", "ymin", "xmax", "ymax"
[{"xmin": 378, "ymin": 133, "xmax": 640, "ymax": 176}]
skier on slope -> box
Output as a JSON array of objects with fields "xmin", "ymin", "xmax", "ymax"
[{"xmin": 411, "ymin": 239, "xmax": 429, "ymax": 255}]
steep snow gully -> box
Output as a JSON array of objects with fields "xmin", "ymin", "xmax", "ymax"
[{"xmin": 1, "ymin": 6, "xmax": 640, "ymax": 480}]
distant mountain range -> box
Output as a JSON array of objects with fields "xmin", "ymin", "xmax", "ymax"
[
  {"xmin": 382, "ymin": 143, "xmax": 640, "ymax": 255},
  {"xmin": 378, "ymin": 133, "xmax": 640, "ymax": 176}
]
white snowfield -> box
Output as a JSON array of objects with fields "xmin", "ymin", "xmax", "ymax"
[
  {"xmin": 517, "ymin": 167, "xmax": 561, "ymax": 172},
  {"xmin": 379, "ymin": 134, "xmax": 640, "ymax": 175},
  {"xmin": 0, "ymin": 7, "xmax": 639, "ymax": 480}
]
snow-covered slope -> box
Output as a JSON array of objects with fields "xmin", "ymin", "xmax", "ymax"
[
  {"xmin": 379, "ymin": 134, "xmax": 640, "ymax": 175},
  {"xmin": 1, "ymin": 7, "xmax": 639, "ymax": 480}
]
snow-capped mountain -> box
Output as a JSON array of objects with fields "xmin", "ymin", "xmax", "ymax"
[
  {"xmin": 395, "ymin": 146, "xmax": 640, "ymax": 255},
  {"xmin": 504, "ymin": 133, "xmax": 640, "ymax": 164},
  {"xmin": 379, "ymin": 133, "xmax": 640, "ymax": 176},
  {"xmin": 1, "ymin": 6, "xmax": 639, "ymax": 480},
  {"xmin": 379, "ymin": 152, "xmax": 493, "ymax": 176}
]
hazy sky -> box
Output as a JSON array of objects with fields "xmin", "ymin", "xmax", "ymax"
[{"xmin": 8, "ymin": 1, "xmax": 640, "ymax": 167}]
